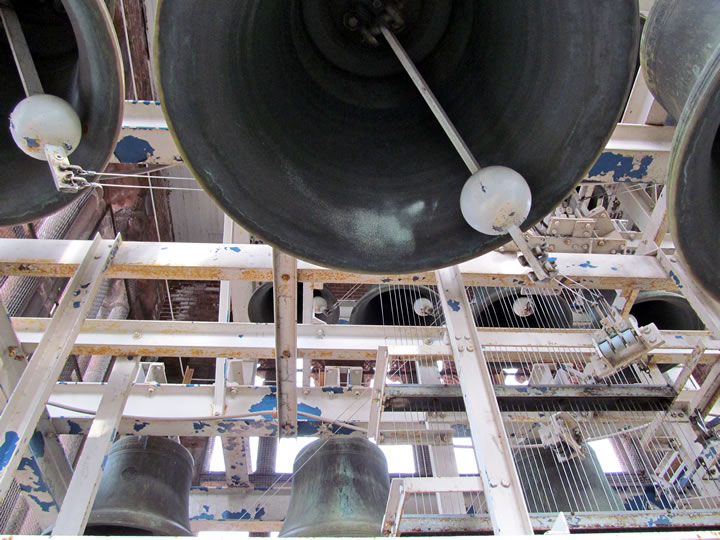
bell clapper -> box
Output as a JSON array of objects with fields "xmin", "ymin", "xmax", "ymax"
[
  {"xmin": 3, "ymin": 4, "xmax": 90, "ymax": 193},
  {"xmin": 378, "ymin": 5, "xmax": 558, "ymax": 281}
]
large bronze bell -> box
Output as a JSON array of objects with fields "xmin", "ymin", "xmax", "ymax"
[
  {"xmin": 350, "ymin": 285, "xmax": 440, "ymax": 325},
  {"xmin": 630, "ymin": 291, "xmax": 703, "ymax": 331},
  {"xmin": 156, "ymin": 1, "xmax": 639, "ymax": 273},
  {"xmin": 248, "ymin": 282, "xmax": 340, "ymax": 323},
  {"xmin": 472, "ymin": 288, "xmax": 574, "ymax": 329},
  {"xmin": 84, "ymin": 437, "xmax": 194, "ymax": 536},
  {"xmin": 279, "ymin": 438, "xmax": 390, "ymax": 537},
  {"xmin": 515, "ymin": 445, "xmax": 623, "ymax": 513},
  {"xmin": 641, "ymin": 0, "xmax": 720, "ymax": 300},
  {"xmin": 1, "ymin": 0, "xmax": 124, "ymax": 225}
]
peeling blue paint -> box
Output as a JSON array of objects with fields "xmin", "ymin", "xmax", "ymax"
[
  {"xmin": 29, "ymin": 431, "xmax": 45, "ymax": 458},
  {"xmin": 588, "ymin": 152, "xmax": 653, "ymax": 182},
  {"xmin": 193, "ymin": 486, "xmax": 209, "ymax": 492},
  {"xmin": 27, "ymin": 493, "xmax": 57, "ymax": 512},
  {"xmin": 412, "ymin": 276, "xmax": 419, "ymax": 281},
  {"xmin": 114, "ymin": 135, "xmax": 156, "ymax": 163},
  {"xmin": 80, "ymin": 282, "xmax": 90, "ymax": 289},
  {"xmin": 381, "ymin": 278, "xmax": 391, "ymax": 283},
  {"xmin": 133, "ymin": 421, "xmax": 150, "ymax": 432},
  {"xmin": 297, "ymin": 421, "xmax": 320, "ymax": 436},
  {"xmin": 254, "ymin": 507, "xmax": 265, "ymax": 520},
  {"xmin": 646, "ymin": 515, "xmax": 672, "ymax": 527},
  {"xmin": 193, "ymin": 421, "xmax": 211, "ymax": 431},
  {"xmin": 447, "ymin": 299, "xmax": 461, "ymax": 312},
  {"xmin": 101, "ymin": 454, "xmax": 108, "ymax": 470},
  {"xmin": 675, "ymin": 335, "xmax": 683, "ymax": 340},
  {"xmin": 217, "ymin": 421, "xmax": 234, "ymax": 434},
  {"xmin": 547, "ymin": 257, "xmax": 557, "ymax": 263},
  {"xmin": 227, "ymin": 246, "xmax": 241, "ymax": 253},
  {"xmin": 24, "ymin": 137, "xmax": 40, "ymax": 148},
  {"xmin": 0, "ymin": 431, "xmax": 19, "ymax": 470},
  {"xmin": 222, "ymin": 509, "xmax": 251, "ymax": 520},
  {"xmin": 298, "ymin": 403, "xmax": 322, "ymax": 416},
  {"xmin": 72, "ymin": 301, "xmax": 81, "ymax": 308},
  {"xmin": 578, "ymin": 261, "xmax": 598, "ymax": 268},
  {"xmin": 238, "ymin": 334, "xmax": 243, "ymax": 338},
  {"xmin": 248, "ymin": 394, "xmax": 277, "ymax": 420},
  {"xmin": 190, "ymin": 512, "xmax": 215, "ymax": 520},
  {"xmin": 67, "ymin": 420, "xmax": 82, "ymax": 435},
  {"xmin": 669, "ymin": 271, "xmax": 683, "ymax": 288},
  {"xmin": 322, "ymin": 386, "xmax": 344, "ymax": 394},
  {"xmin": 611, "ymin": 266, "xmax": 618, "ymax": 271}
]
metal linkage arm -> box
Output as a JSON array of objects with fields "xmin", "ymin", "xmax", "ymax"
[
  {"xmin": 0, "ymin": 233, "xmax": 119, "ymax": 506},
  {"xmin": 0, "ymin": 3, "xmax": 43, "ymax": 96}
]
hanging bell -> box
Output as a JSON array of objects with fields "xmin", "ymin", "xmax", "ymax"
[
  {"xmin": 248, "ymin": 282, "xmax": 340, "ymax": 323},
  {"xmin": 515, "ymin": 445, "xmax": 623, "ymax": 513},
  {"xmin": 641, "ymin": 0, "xmax": 720, "ymax": 300},
  {"xmin": 155, "ymin": 1, "xmax": 639, "ymax": 273},
  {"xmin": 630, "ymin": 291, "xmax": 703, "ymax": 331},
  {"xmin": 279, "ymin": 437, "xmax": 390, "ymax": 537},
  {"xmin": 472, "ymin": 288, "xmax": 574, "ymax": 329},
  {"xmin": 350, "ymin": 285, "xmax": 440, "ymax": 326},
  {"xmin": 84, "ymin": 436, "xmax": 194, "ymax": 536},
  {"xmin": 1, "ymin": 0, "xmax": 124, "ymax": 225}
]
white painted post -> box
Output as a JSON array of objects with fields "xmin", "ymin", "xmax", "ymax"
[
  {"xmin": 0, "ymin": 233, "xmax": 119, "ymax": 506},
  {"xmin": 273, "ymin": 249, "xmax": 298, "ymax": 437},
  {"xmin": 53, "ymin": 355, "xmax": 139, "ymax": 534},
  {"xmin": 435, "ymin": 265, "xmax": 533, "ymax": 535}
]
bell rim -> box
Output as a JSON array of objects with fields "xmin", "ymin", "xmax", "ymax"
[{"xmin": 667, "ymin": 44, "xmax": 720, "ymax": 301}]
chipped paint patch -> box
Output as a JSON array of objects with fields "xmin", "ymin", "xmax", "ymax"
[
  {"xmin": 193, "ymin": 421, "xmax": 211, "ymax": 431},
  {"xmin": 298, "ymin": 403, "xmax": 322, "ymax": 417},
  {"xmin": 447, "ymin": 299, "xmax": 461, "ymax": 312},
  {"xmin": 669, "ymin": 271, "xmax": 683, "ymax": 288},
  {"xmin": 248, "ymin": 393, "xmax": 276, "ymax": 420},
  {"xmin": 579, "ymin": 261, "xmax": 598, "ymax": 269},
  {"xmin": 321, "ymin": 386, "xmax": 344, "ymax": 394},
  {"xmin": 114, "ymin": 135, "xmax": 156, "ymax": 163},
  {"xmin": 0, "ymin": 431, "xmax": 19, "ymax": 470},
  {"xmin": 588, "ymin": 152, "xmax": 654, "ymax": 182},
  {"xmin": 133, "ymin": 421, "xmax": 150, "ymax": 432},
  {"xmin": 23, "ymin": 137, "xmax": 40, "ymax": 148}
]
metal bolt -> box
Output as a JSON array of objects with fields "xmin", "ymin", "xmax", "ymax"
[
  {"xmin": 282, "ymin": 350, "xmax": 291, "ymax": 358},
  {"xmin": 464, "ymin": 335, "xmax": 471, "ymax": 340},
  {"xmin": 572, "ymin": 244, "xmax": 580, "ymax": 251},
  {"xmin": 467, "ymin": 345, "xmax": 474, "ymax": 352},
  {"xmin": 598, "ymin": 240, "xmax": 605, "ymax": 246},
  {"xmin": 489, "ymin": 481, "xmax": 498, "ymax": 488},
  {"xmin": 670, "ymin": 256, "xmax": 678, "ymax": 263},
  {"xmin": 303, "ymin": 389, "xmax": 309, "ymax": 395},
  {"xmin": 582, "ymin": 244, "xmax": 589, "ymax": 251},
  {"xmin": 281, "ymin": 273, "xmax": 290, "ymax": 281},
  {"xmin": 610, "ymin": 249, "xmax": 617, "ymax": 254},
  {"xmin": 424, "ymin": 338, "xmax": 432, "ymax": 345},
  {"xmin": 230, "ymin": 387, "xmax": 238, "ymax": 394},
  {"xmin": 564, "ymin": 239, "xmax": 571, "ymax": 245},
  {"xmin": 457, "ymin": 345, "xmax": 464, "ymax": 352},
  {"xmin": 147, "ymin": 386, "xmax": 155, "ymax": 394},
  {"xmin": 498, "ymin": 246, "xmax": 505, "ymax": 252},
  {"xmin": 455, "ymin": 335, "xmax": 462, "ymax": 340},
  {"xmin": 317, "ymin": 329, "xmax": 325, "ymax": 338},
  {"xmin": 132, "ymin": 331, "xmax": 142, "ymax": 339},
  {"xmin": 583, "ymin": 231, "xmax": 591, "ymax": 238},
  {"xmin": 641, "ymin": 326, "xmax": 651, "ymax": 334},
  {"xmin": 354, "ymin": 390, "xmax": 360, "ymax": 396},
  {"xmin": 550, "ymin": 228, "xmax": 558, "ymax": 235},
  {"xmin": 548, "ymin": 245, "xmax": 555, "ymax": 251},
  {"xmin": 501, "ymin": 479, "xmax": 511, "ymax": 488}
]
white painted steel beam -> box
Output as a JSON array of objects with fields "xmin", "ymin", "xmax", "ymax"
[
  {"xmin": 0, "ymin": 300, "xmax": 72, "ymax": 528},
  {"xmin": 272, "ymin": 250, "xmax": 298, "ymax": 437},
  {"xmin": 53, "ymin": 356, "xmax": 139, "ymax": 535},
  {"xmin": 367, "ymin": 346, "xmax": 388, "ymax": 442},
  {"xmin": 11, "ymin": 318, "xmax": 718, "ymax": 364},
  {"xmin": 435, "ymin": 265, "xmax": 533, "ymax": 536},
  {"xmin": 0, "ymin": 234, "xmax": 118, "ymax": 506},
  {"xmin": 0, "ymin": 238, "xmax": 677, "ymax": 291}
]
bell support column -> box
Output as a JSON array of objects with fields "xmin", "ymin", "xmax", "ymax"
[{"xmin": 435, "ymin": 265, "xmax": 534, "ymax": 536}]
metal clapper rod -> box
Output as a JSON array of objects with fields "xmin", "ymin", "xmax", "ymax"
[
  {"xmin": 380, "ymin": 24, "xmax": 556, "ymax": 281},
  {"xmin": 2, "ymin": 1, "xmax": 94, "ymax": 193}
]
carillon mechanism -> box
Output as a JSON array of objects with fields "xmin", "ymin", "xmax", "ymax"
[
  {"xmin": 279, "ymin": 438, "xmax": 390, "ymax": 537},
  {"xmin": 156, "ymin": 0, "xmax": 639, "ymax": 273},
  {"xmin": 0, "ymin": 0, "xmax": 124, "ymax": 225}
]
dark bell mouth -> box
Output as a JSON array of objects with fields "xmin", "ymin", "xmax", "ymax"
[{"xmin": 300, "ymin": 0, "xmax": 453, "ymax": 79}]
